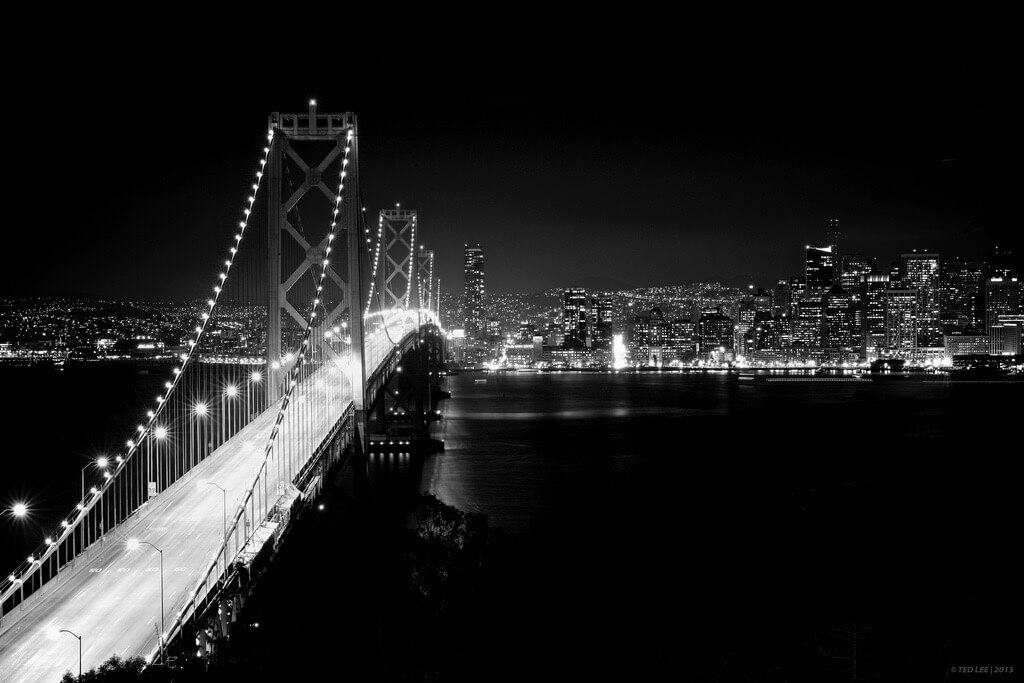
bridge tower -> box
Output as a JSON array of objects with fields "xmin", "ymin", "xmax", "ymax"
[
  {"xmin": 415, "ymin": 247, "xmax": 435, "ymax": 313},
  {"xmin": 378, "ymin": 207, "xmax": 418, "ymax": 311},
  {"xmin": 265, "ymin": 102, "xmax": 365, "ymax": 413}
]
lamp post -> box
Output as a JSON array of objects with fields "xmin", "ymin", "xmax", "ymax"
[
  {"xmin": 205, "ymin": 482, "xmax": 227, "ymax": 540},
  {"xmin": 206, "ymin": 482, "xmax": 228, "ymax": 569},
  {"xmin": 127, "ymin": 539, "xmax": 164, "ymax": 662},
  {"xmin": 194, "ymin": 402, "xmax": 208, "ymax": 470},
  {"xmin": 59, "ymin": 629, "xmax": 82, "ymax": 679}
]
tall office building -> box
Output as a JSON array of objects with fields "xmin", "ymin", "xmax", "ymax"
[
  {"xmin": 793, "ymin": 298, "xmax": 824, "ymax": 349},
  {"xmin": 698, "ymin": 307, "xmax": 733, "ymax": 357},
  {"xmin": 885, "ymin": 289, "xmax": 918, "ymax": 354},
  {"xmin": 669, "ymin": 319, "xmax": 698, "ymax": 361},
  {"xmin": 822, "ymin": 285, "xmax": 855, "ymax": 353},
  {"xmin": 805, "ymin": 245, "xmax": 835, "ymax": 298},
  {"xmin": 840, "ymin": 255, "xmax": 876, "ymax": 292},
  {"xmin": 862, "ymin": 273, "xmax": 890, "ymax": 358},
  {"xmin": 902, "ymin": 252, "xmax": 942, "ymax": 346},
  {"xmin": 630, "ymin": 307, "xmax": 668, "ymax": 364},
  {"xmin": 826, "ymin": 218, "xmax": 842, "ymax": 256},
  {"xmin": 984, "ymin": 277, "xmax": 1021, "ymax": 334},
  {"xmin": 988, "ymin": 245, "xmax": 1016, "ymax": 279},
  {"xmin": 772, "ymin": 280, "xmax": 792, "ymax": 317},
  {"xmin": 589, "ymin": 297, "xmax": 614, "ymax": 350},
  {"xmin": 562, "ymin": 288, "xmax": 589, "ymax": 348},
  {"xmin": 463, "ymin": 244, "xmax": 485, "ymax": 343},
  {"xmin": 940, "ymin": 257, "xmax": 985, "ymax": 334}
]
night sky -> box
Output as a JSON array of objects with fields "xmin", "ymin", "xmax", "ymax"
[{"xmin": 1, "ymin": 24, "xmax": 1017, "ymax": 299}]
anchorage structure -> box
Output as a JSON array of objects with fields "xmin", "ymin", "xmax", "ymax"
[{"xmin": 265, "ymin": 102, "xmax": 365, "ymax": 407}]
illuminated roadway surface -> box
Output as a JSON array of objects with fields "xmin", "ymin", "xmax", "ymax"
[
  {"xmin": 0, "ymin": 317, "xmax": 421, "ymax": 682},
  {"xmin": 0, "ymin": 377, "xmax": 351, "ymax": 683}
]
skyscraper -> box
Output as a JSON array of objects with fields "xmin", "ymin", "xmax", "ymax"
[
  {"xmin": 698, "ymin": 307, "xmax": 733, "ymax": 358},
  {"xmin": 839, "ymin": 254, "xmax": 876, "ymax": 292},
  {"xmin": 822, "ymin": 285, "xmax": 855, "ymax": 354},
  {"xmin": 826, "ymin": 218, "xmax": 842, "ymax": 255},
  {"xmin": 463, "ymin": 244, "xmax": 485, "ymax": 343},
  {"xmin": 902, "ymin": 252, "xmax": 941, "ymax": 346},
  {"xmin": 862, "ymin": 273, "xmax": 890, "ymax": 359},
  {"xmin": 793, "ymin": 298, "xmax": 824, "ymax": 349},
  {"xmin": 984, "ymin": 277, "xmax": 1021, "ymax": 334},
  {"xmin": 805, "ymin": 245, "xmax": 835, "ymax": 298},
  {"xmin": 589, "ymin": 297, "xmax": 614, "ymax": 350},
  {"xmin": 885, "ymin": 289, "xmax": 918, "ymax": 354},
  {"xmin": 940, "ymin": 257, "xmax": 985, "ymax": 334},
  {"xmin": 562, "ymin": 288, "xmax": 589, "ymax": 348}
]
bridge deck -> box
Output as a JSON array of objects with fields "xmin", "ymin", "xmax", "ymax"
[
  {"xmin": 0, "ymin": 382, "xmax": 350, "ymax": 683},
  {"xmin": 0, "ymin": 317, "xmax": 431, "ymax": 682}
]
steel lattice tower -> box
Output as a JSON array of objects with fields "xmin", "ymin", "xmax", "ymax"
[
  {"xmin": 378, "ymin": 207, "xmax": 418, "ymax": 310},
  {"xmin": 265, "ymin": 102, "xmax": 365, "ymax": 407}
]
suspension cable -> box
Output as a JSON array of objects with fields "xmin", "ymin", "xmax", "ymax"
[{"xmin": 0, "ymin": 129, "xmax": 276, "ymax": 601}]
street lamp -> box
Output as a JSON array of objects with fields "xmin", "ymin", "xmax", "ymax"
[
  {"xmin": 205, "ymin": 482, "xmax": 227, "ymax": 541},
  {"xmin": 10, "ymin": 503, "xmax": 28, "ymax": 518},
  {"xmin": 127, "ymin": 539, "xmax": 165, "ymax": 662},
  {"xmin": 59, "ymin": 629, "xmax": 82, "ymax": 679}
]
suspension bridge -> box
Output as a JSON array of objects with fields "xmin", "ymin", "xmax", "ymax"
[{"xmin": 0, "ymin": 104, "xmax": 446, "ymax": 682}]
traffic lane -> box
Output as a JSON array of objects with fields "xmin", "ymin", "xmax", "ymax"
[{"xmin": 1, "ymin": 373, "xmax": 351, "ymax": 680}]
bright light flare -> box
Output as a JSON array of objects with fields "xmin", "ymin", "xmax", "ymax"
[{"xmin": 11, "ymin": 503, "xmax": 28, "ymax": 517}]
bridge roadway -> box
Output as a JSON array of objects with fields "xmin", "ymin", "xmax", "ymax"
[{"xmin": 0, "ymin": 371, "xmax": 352, "ymax": 683}]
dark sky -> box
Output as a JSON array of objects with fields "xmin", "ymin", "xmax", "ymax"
[{"xmin": 1, "ymin": 20, "xmax": 1018, "ymax": 299}]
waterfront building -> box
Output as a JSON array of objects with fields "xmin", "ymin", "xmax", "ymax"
[
  {"xmin": 669, "ymin": 318, "xmax": 698, "ymax": 362},
  {"xmin": 885, "ymin": 289, "xmax": 919, "ymax": 354},
  {"xmin": 862, "ymin": 273, "xmax": 890, "ymax": 359},
  {"xmin": 990, "ymin": 315, "xmax": 1023, "ymax": 355},
  {"xmin": 698, "ymin": 307, "xmax": 733, "ymax": 359},
  {"xmin": 984, "ymin": 277, "xmax": 1021, "ymax": 334},
  {"xmin": 943, "ymin": 335, "xmax": 991, "ymax": 358},
  {"xmin": 902, "ymin": 252, "xmax": 942, "ymax": 346},
  {"xmin": 822, "ymin": 285, "xmax": 856, "ymax": 357}
]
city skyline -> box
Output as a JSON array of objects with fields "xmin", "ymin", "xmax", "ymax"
[{"xmin": 2, "ymin": 35, "xmax": 1019, "ymax": 300}]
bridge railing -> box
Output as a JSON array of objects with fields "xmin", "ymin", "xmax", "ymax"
[{"xmin": 160, "ymin": 395, "xmax": 355, "ymax": 657}]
